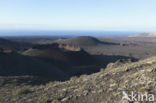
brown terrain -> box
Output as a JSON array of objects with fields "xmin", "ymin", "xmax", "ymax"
[
  {"xmin": 0, "ymin": 35, "xmax": 156, "ymax": 103},
  {"xmin": 1, "ymin": 55, "xmax": 156, "ymax": 103},
  {"xmin": 129, "ymin": 32, "xmax": 156, "ymax": 37}
]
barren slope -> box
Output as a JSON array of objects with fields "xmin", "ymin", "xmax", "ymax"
[
  {"xmin": 0, "ymin": 52, "xmax": 67, "ymax": 80},
  {"xmin": 0, "ymin": 38, "xmax": 31, "ymax": 50},
  {"xmin": 55, "ymin": 36, "xmax": 116, "ymax": 47},
  {"xmin": 1, "ymin": 56, "xmax": 156, "ymax": 103}
]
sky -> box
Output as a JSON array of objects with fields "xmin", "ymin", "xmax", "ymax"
[{"xmin": 0, "ymin": 0, "xmax": 156, "ymax": 31}]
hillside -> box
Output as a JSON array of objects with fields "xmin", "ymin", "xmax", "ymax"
[
  {"xmin": 1, "ymin": 56, "xmax": 156, "ymax": 103},
  {"xmin": 0, "ymin": 51, "xmax": 67, "ymax": 80},
  {"xmin": 22, "ymin": 43, "xmax": 95, "ymax": 66},
  {"xmin": 55, "ymin": 36, "xmax": 116, "ymax": 47},
  {"xmin": 22, "ymin": 43, "xmax": 98, "ymax": 76},
  {"xmin": 0, "ymin": 38, "xmax": 31, "ymax": 50}
]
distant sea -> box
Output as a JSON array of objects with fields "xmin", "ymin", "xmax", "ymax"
[{"xmin": 0, "ymin": 30, "xmax": 142, "ymax": 37}]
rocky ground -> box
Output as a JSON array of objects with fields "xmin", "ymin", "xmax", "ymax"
[{"xmin": 0, "ymin": 56, "xmax": 156, "ymax": 103}]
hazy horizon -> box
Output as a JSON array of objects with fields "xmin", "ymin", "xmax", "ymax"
[
  {"xmin": 0, "ymin": 30, "xmax": 142, "ymax": 37},
  {"xmin": 0, "ymin": 0, "xmax": 156, "ymax": 32}
]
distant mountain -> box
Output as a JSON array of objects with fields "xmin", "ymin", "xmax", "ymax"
[
  {"xmin": 55, "ymin": 36, "xmax": 115, "ymax": 47},
  {"xmin": 148, "ymin": 32, "xmax": 156, "ymax": 37},
  {"xmin": 129, "ymin": 32, "xmax": 156, "ymax": 37}
]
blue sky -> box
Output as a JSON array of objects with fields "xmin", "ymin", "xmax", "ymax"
[{"xmin": 0, "ymin": 0, "xmax": 156, "ymax": 31}]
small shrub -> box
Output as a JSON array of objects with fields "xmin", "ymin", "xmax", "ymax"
[
  {"xmin": 79, "ymin": 74, "xmax": 87, "ymax": 78},
  {"xmin": 14, "ymin": 86, "xmax": 32, "ymax": 95},
  {"xmin": 146, "ymin": 72, "xmax": 156, "ymax": 77},
  {"xmin": 138, "ymin": 87, "xmax": 148, "ymax": 92},
  {"xmin": 37, "ymin": 96, "xmax": 52, "ymax": 103},
  {"xmin": 70, "ymin": 76, "xmax": 78, "ymax": 81}
]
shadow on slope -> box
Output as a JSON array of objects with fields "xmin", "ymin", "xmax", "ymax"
[
  {"xmin": 22, "ymin": 44, "xmax": 97, "ymax": 77},
  {"xmin": 0, "ymin": 52, "xmax": 68, "ymax": 81},
  {"xmin": 0, "ymin": 38, "xmax": 32, "ymax": 51},
  {"xmin": 69, "ymin": 54, "xmax": 138, "ymax": 76},
  {"xmin": 0, "ymin": 42, "xmax": 137, "ymax": 85},
  {"xmin": 93, "ymin": 54, "xmax": 138, "ymax": 67},
  {"xmin": 22, "ymin": 43, "xmax": 138, "ymax": 77},
  {"xmin": 0, "ymin": 52, "xmax": 137, "ymax": 86}
]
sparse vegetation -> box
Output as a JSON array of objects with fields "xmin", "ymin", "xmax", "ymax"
[
  {"xmin": 14, "ymin": 86, "xmax": 32, "ymax": 96},
  {"xmin": 0, "ymin": 56, "xmax": 156, "ymax": 103},
  {"xmin": 37, "ymin": 96, "xmax": 52, "ymax": 103},
  {"xmin": 1, "ymin": 36, "xmax": 156, "ymax": 103}
]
